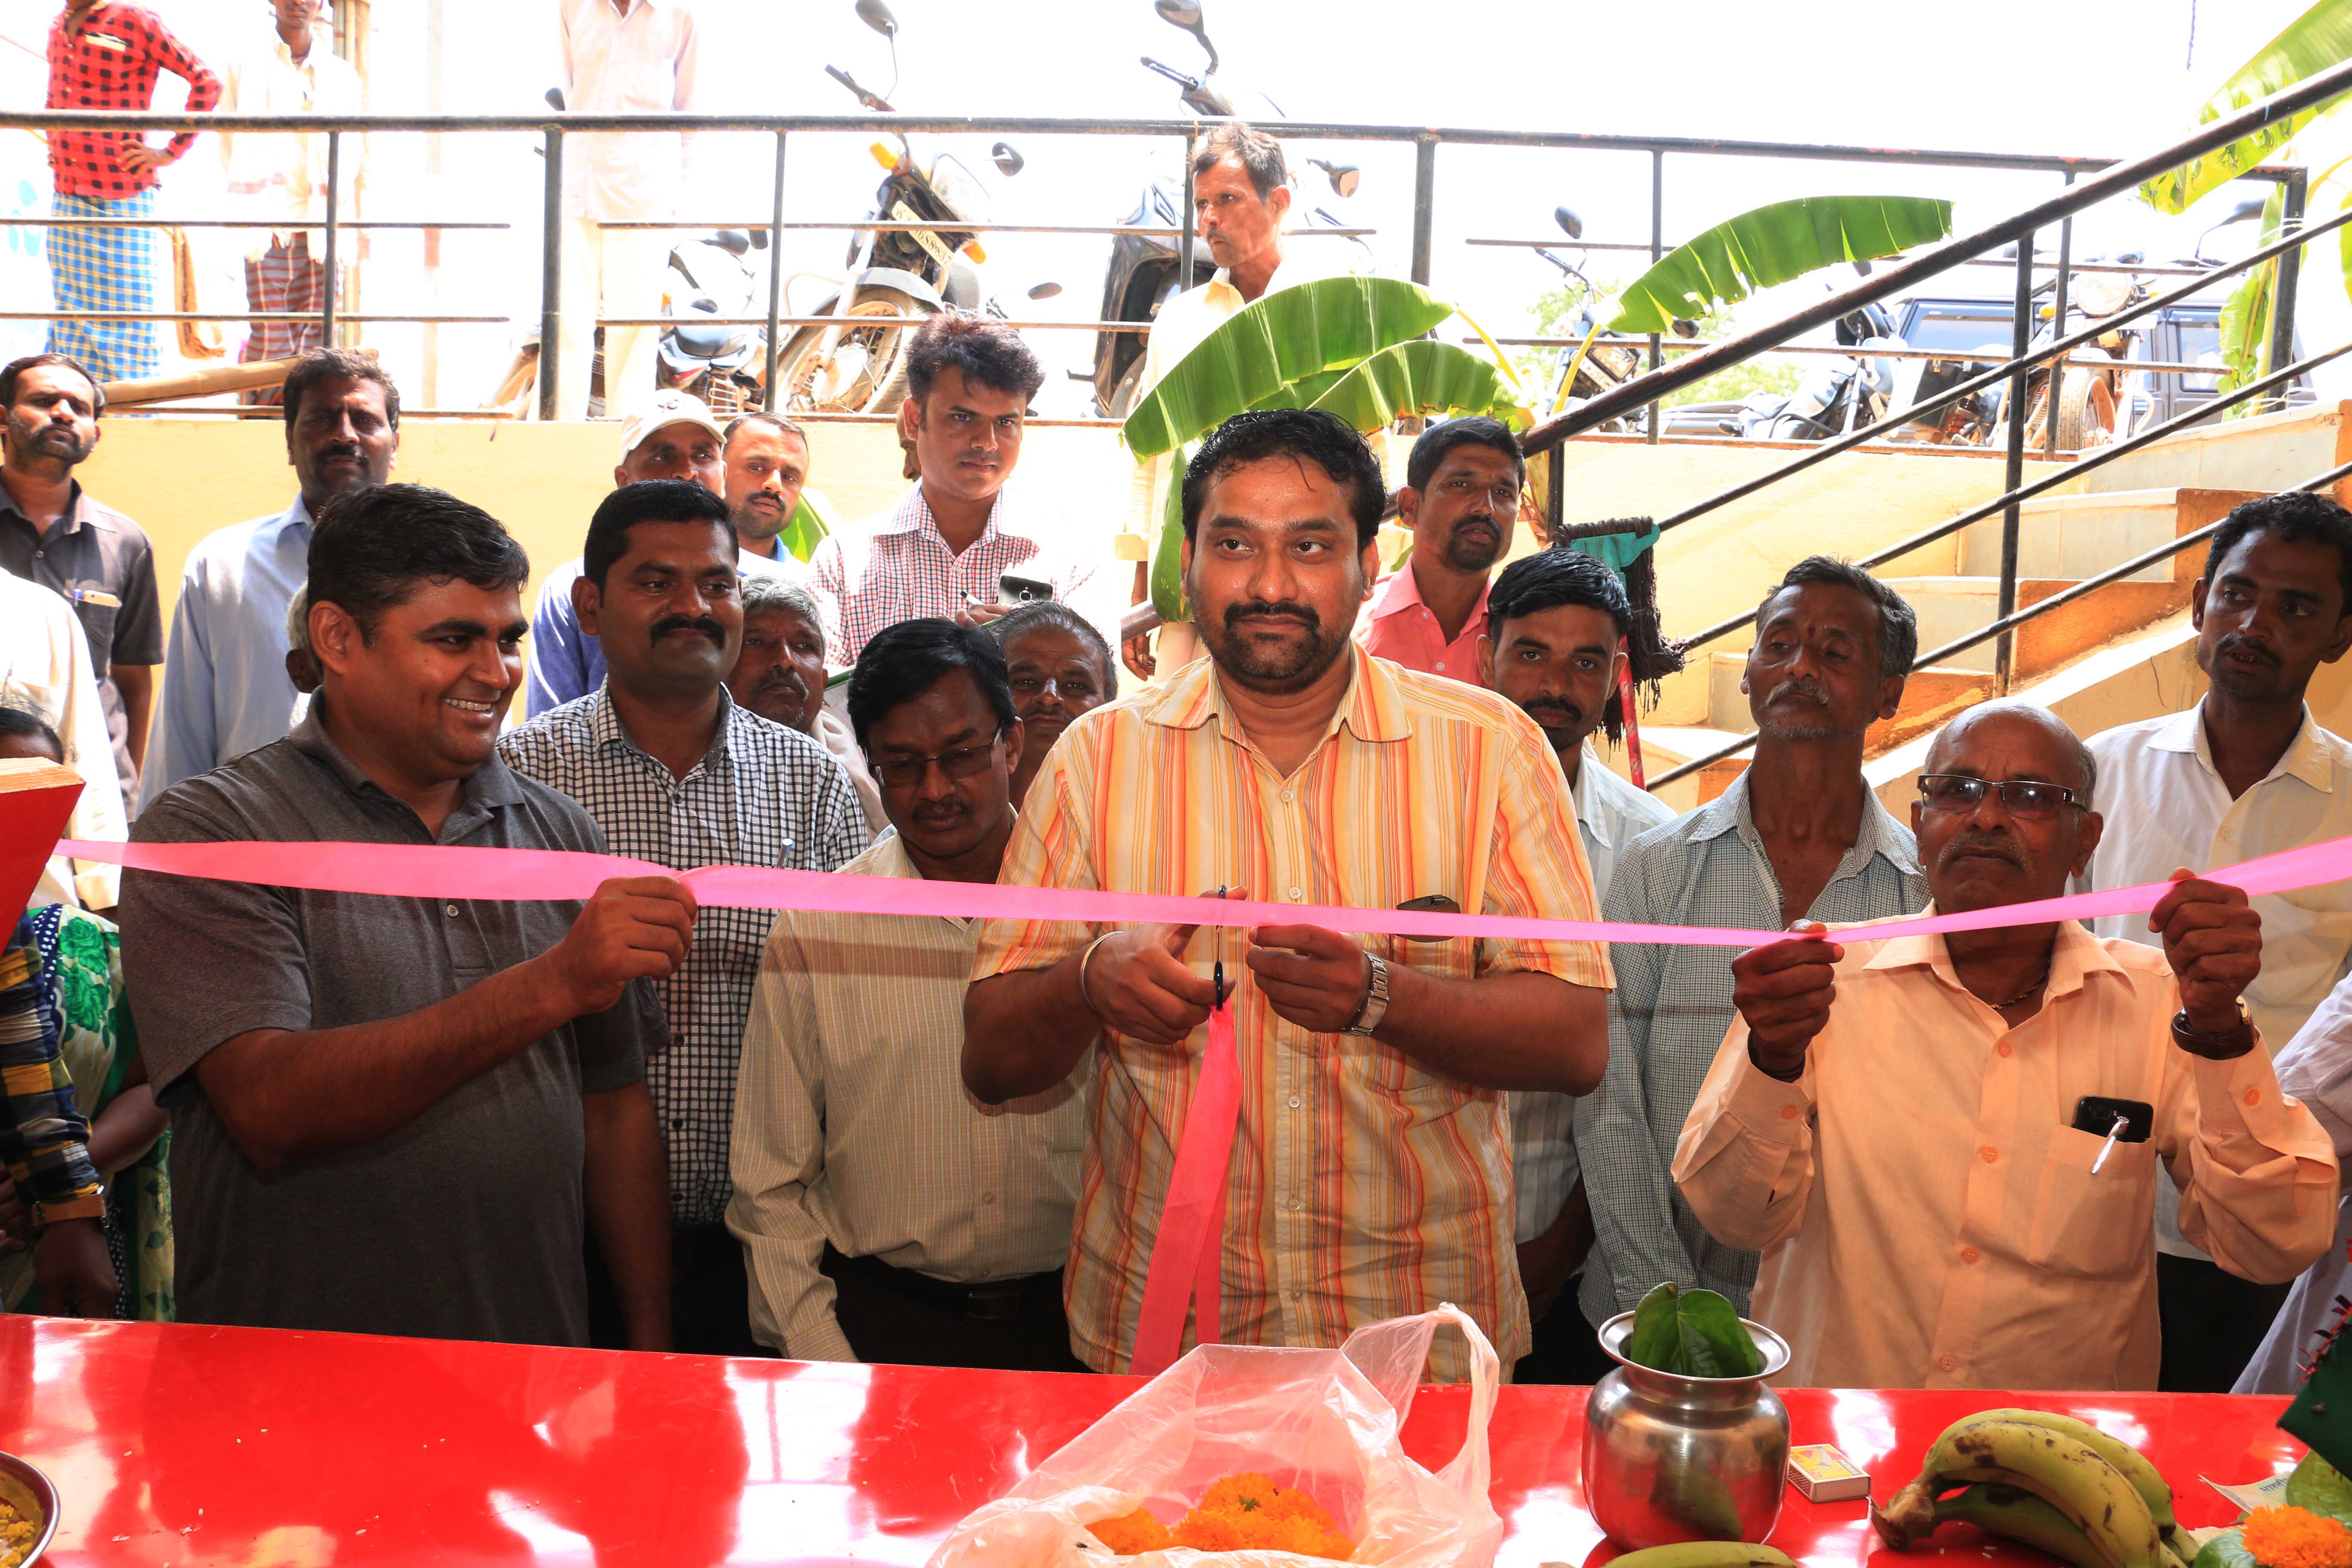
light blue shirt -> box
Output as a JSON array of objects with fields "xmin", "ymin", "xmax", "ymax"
[
  {"xmin": 140, "ymin": 496, "xmax": 312, "ymax": 812},
  {"xmin": 525, "ymin": 542, "xmax": 805, "ymax": 719}
]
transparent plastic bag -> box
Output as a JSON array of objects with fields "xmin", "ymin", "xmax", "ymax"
[{"xmin": 924, "ymin": 1305, "xmax": 1503, "ymax": 1568}]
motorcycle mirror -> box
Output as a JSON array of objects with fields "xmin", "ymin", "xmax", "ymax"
[
  {"xmin": 749, "ymin": 229, "xmax": 770, "ymax": 251},
  {"xmin": 544, "ymin": 87, "xmax": 566, "ymax": 112},
  {"xmin": 1670, "ymin": 318, "xmax": 1700, "ymax": 339},
  {"xmin": 1309, "ymin": 159, "xmax": 1360, "ymax": 199},
  {"xmin": 1183, "ymin": 81, "xmax": 1236, "ymax": 116},
  {"xmin": 713, "ymin": 229, "xmax": 752, "ymax": 257},
  {"xmin": 855, "ymin": 0, "xmax": 898, "ymax": 37},
  {"xmin": 2220, "ymin": 195, "xmax": 2269, "ymax": 227},
  {"xmin": 1153, "ymin": 0, "xmax": 1220, "ymax": 74},
  {"xmin": 1028, "ymin": 282, "xmax": 1063, "ymax": 300},
  {"xmin": 1553, "ymin": 206, "xmax": 1583, "ymax": 240},
  {"xmin": 992, "ymin": 142, "xmax": 1026, "ymax": 178}
]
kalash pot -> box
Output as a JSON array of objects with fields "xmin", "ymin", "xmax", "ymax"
[{"xmin": 1580, "ymin": 1309, "xmax": 1793, "ymax": 1549}]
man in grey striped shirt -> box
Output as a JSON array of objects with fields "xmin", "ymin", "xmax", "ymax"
[{"xmin": 1575, "ymin": 557, "xmax": 1928, "ymax": 1340}]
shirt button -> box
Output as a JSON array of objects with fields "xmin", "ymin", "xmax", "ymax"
[
  {"xmin": 1290, "ymin": 1196, "xmax": 1304, "ymax": 1212},
  {"xmin": 2245, "ymin": 1088, "xmax": 2261, "ymax": 1107},
  {"xmin": 1939, "ymin": 1354, "xmax": 1957, "ymax": 1372},
  {"xmin": 982, "ymin": 1192, "xmax": 995, "ymax": 1206},
  {"xmin": 1979, "ymin": 1146, "xmax": 1998, "ymax": 1164},
  {"xmin": 1288, "ymin": 1287, "xmax": 1302, "ymax": 1300},
  {"xmin": 1280, "ymin": 790, "xmax": 1293, "ymax": 803},
  {"xmin": 1434, "ymin": 660, "xmax": 1446, "ymax": 671},
  {"xmin": 1997, "ymin": 1041, "xmax": 2013, "ymax": 1058},
  {"xmin": 1779, "ymin": 1104, "xmax": 1799, "ymax": 1121},
  {"xmin": 1288, "ymin": 1096, "xmax": 1301, "ymax": 1109},
  {"xmin": 1289, "ymin": 886, "xmax": 1303, "ymax": 900},
  {"xmin": 671, "ymin": 1117, "xmax": 686, "ymax": 1130},
  {"xmin": 1960, "ymin": 1246, "xmax": 1979, "ymax": 1265},
  {"xmin": 445, "ymin": 903, "xmax": 460, "ymax": 918}
]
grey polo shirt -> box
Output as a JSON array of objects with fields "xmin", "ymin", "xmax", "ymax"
[
  {"xmin": 119, "ymin": 705, "xmax": 667, "ymax": 1347},
  {"xmin": 0, "ymin": 479, "xmax": 163, "ymax": 798}
]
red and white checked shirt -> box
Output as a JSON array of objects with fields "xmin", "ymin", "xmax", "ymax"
[{"xmin": 47, "ymin": 3, "xmax": 221, "ymax": 199}]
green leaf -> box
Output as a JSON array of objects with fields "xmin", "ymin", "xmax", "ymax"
[
  {"xmin": 1150, "ymin": 443, "xmax": 1191, "ymax": 623},
  {"xmin": 2218, "ymin": 185, "xmax": 2286, "ymax": 417},
  {"xmin": 1121, "ymin": 276, "xmax": 1456, "ymax": 458},
  {"xmin": 2141, "ymin": 0, "xmax": 2352, "ymax": 215},
  {"xmin": 1304, "ymin": 340, "xmax": 1529, "ymax": 432},
  {"xmin": 2192, "ymin": 1527, "xmax": 2257, "ymax": 1568},
  {"xmin": 2288, "ymin": 1452, "xmax": 2352, "ymax": 1523},
  {"xmin": 776, "ymin": 484, "xmax": 841, "ymax": 564},
  {"xmin": 1625, "ymin": 1282, "xmax": 1764, "ymax": 1378},
  {"xmin": 1605, "ymin": 196, "xmax": 1955, "ymax": 337}
]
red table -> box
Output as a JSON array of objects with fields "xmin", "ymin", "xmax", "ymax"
[{"xmin": 0, "ymin": 1317, "xmax": 2308, "ymax": 1566}]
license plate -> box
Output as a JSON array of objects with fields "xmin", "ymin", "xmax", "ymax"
[{"xmin": 893, "ymin": 201, "xmax": 956, "ymax": 271}]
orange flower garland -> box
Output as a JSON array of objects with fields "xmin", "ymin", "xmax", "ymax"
[
  {"xmin": 2244, "ymin": 1507, "xmax": 2352, "ymax": 1568},
  {"xmin": 1088, "ymin": 1473, "xmax": 1355, "ymax": 1560}
]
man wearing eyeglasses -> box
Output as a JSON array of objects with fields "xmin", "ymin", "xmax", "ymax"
[
  {"xmin": 729, "ymin": 617, "xmax": 1088, "ymax": 1370},
  {"xmin": 499, "ymin": 479, "xmax": 869, "ymax": 1355},
  {"xmin": 1672, "ymin": 701, "xmax": 2334, "ymax": 1390}
]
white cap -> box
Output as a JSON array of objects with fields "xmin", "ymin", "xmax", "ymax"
[{"xmin": 617, "ymin": 389, "xmax": 726, "ymax": 459}]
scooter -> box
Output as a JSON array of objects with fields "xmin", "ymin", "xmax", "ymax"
[
  {"xmin": 658, "ymin": 227, "xmax": 772, "ymax": 416},
  {"xmin": 1084, "ymin": 0, "xmax": 1372, "ymax": 417}
]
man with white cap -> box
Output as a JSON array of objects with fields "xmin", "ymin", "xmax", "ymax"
[{"xmin": 528, "ymin": 390, "xmax": 802, "ymax": 716}]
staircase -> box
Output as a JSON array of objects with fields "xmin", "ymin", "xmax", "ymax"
[{"xmin": 1626, "ymin": 402, "xmax": 2352, "ymax": 814}]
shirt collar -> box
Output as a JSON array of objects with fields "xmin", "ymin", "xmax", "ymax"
[
  {"xmin": 588, "ymin": 683, "xmax": 738, "ymax": 771},
  {"xmin": 1366, "ymin": 562, "xmax": 1491, "ymax": 630},
  {"xmin": 1142, "ymin": 642, "xmax": 1413, "ymax": 747},
  {"xmin": 289, "ymin": 698, "xmax": 528, "ymax": 816},
  {"xmin": 1688, "ymin": 769, "xmax": 1923, "ymax": 878},
  {"xmin": 0, "ymin": 478, "xmax": 102, "ymax": 539},
  {"xmin": 872, "ymin": 482, "xmax": 1035, "ymax": 546},
  {"xmin": 1863, "ymin": 903, "xmax": 2123, "ymax": 1004},
  {"xmin": 2168, "ymin": 695, "xmax": 2337, "ymax": 794}
]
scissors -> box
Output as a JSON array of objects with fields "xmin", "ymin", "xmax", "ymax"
[{"xmin": 1212, "ymin": 885, "xmax": 1228, "ymax": 1009}]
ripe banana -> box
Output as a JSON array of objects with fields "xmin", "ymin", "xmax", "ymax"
[
  {"xmin": 1967, "ymin": 1408, "xmax": 2184, "ymax": 1562},
  {"xmin": 1599, "ymin": 1545, "xmax": 1795, "ymax": 1568},
  {"xmin": 1875, "ymin": 1419, "xmax": 2162, "ymax": 1568},
  {"xmin": 1936, "ymin": 1483, "xmax": 2108, "ymax": 1568}
]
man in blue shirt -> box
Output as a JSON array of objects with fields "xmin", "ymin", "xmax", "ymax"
[{"xmin": 140, "ymin": 348, "xmax": 397, "ymax": 808}]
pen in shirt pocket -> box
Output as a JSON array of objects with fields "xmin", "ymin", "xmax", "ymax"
[{"xmin": 65, "ymin": 588, "xmax": 121, "ymax": 609}]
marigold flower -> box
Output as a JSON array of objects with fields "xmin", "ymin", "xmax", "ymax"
[
  {"xmin": 1200, "ymin": 1474, "xmax": 1283, "ymax": 1514},
  {"xmin": 2245, "ymin": 1505, "xmax": 2352, "ymax": 1568},
  {"xmin": 1173, "ymin": 1511, "xmax": 1246, "ymax": 1551},
  {"xmin": 1090, "ymin": 1507, "xmax": 1173, "ymax": 1554}
]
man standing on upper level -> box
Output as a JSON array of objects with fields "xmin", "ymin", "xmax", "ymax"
[
  {"xmin": 2078, "ymin": 489, "xmax": 2352, "ymax": 1392},
  {"xmin": 1122, "ymin": 124, "xmax": 1348, "ymax": 680},
  {"xmin": 44, "ymin": 0, "xmax": 221, "ymax": 385},
  {"xmin": 1355, "ymin": 417, "xmax": 1525, "ymax": 686},
  {"xmin": 556, "ymin": 0, "xmax": 698, "ymax": 421}
]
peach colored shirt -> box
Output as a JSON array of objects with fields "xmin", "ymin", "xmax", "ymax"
[
  {"xmin": 1354, "ymin": 564, "xmax": 1491, "ymax": 686},
  {"xmin": 1672, "ymin": 915, "xmax": 2337, "ymax": 1390}
]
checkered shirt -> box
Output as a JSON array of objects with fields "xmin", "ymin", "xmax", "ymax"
[
  {"xmin": 1571, "ymin": 770, "xmax": 1926, "ymax": 1328},
  {"xmin": 46, "ymin": 4, "xmax": 221, "ymax": 199},
  {"xmin": 498, "ymin": 687, "xmax": 871, "ymax": 1227},
  {"xmin": 808, "ymin": 482, "xmax": 1102, "ymax": 664}
]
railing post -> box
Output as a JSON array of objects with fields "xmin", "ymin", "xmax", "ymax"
[
  {"xmin": 2266, "ymin": 167, "xmax": 2309, "ymax": 415},
  {"xmin": 2044, "ymin": 173, "xmax": 2073, "ymax": 458},
  {"xmin": 539, "ymin": 124, "xmax": 563, "ymax": 423},
  {"xmin": 1410, "ymin": 136, "xmax": 1436, "ymax": 287},
  {"xmin": 1179, "ymin": 129, "xmax": 1198, "ymax": 290},
  {"xmin": 1996, "ymin": 233, "xmax": 2035, "ymax": 694},
  {"xmin": 321, "ymin": 130, "xmax": 341, "ymax": 346},
  {"xmin": 1646, "ymin": 148, "xmax": 1663, "ymax": 443},
  {"xmin": 763, "ymin": 130, "xmax": 787, "ymax": 412}
]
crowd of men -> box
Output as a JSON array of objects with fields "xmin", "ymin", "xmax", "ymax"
[{"xmin": 8, "ymin": 118, "xmax": 2352, "ymax": 1399}]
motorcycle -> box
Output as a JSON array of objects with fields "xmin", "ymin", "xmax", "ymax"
[
  {"xmin": 1085, "ymin": 0, "xmax": 1372, "ymax": 418},
  {"xmin": 1527, "ymin": 204, "xmax": 1641, "ymax": 432},
  {"xmin": 1903, "ymin": 253, "xmax": 2144, "ymax": 450},
  {"xmin": 771, "ymin": 0, "xmax": 1036, "ymax": 415},
  {"xmin": 1664, "ymin": 279, "xmax": 1906, "ymax": 442},
  {"xmin": 658, "ymin": 227, "xmax": 772, "ymax": 416}
]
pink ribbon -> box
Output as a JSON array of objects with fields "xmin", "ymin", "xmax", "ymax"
[{"xmin": 1130, "ymin": 1000, "xmax": 1240, "ymax": 1377}]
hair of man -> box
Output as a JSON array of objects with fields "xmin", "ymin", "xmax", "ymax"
[
  {"xmin": 307, "ymin": 483, "xmax": 529, "ymax": 642},
  {"xmin": 285, "ymin": 581, "xmax": 312, "ymax": 653},
  {"xmin": 1179, "ymin": 407, "xmax": 1386, "ymax": 548},
  {"xmin": 1758, "ymin": 554, "xmax": 1919, "ymax": 681},
  {"xmin": 2205, "ymin": 490, "xmax": 2352, "ymax": 612},
  {"xmin": 846, "ymin": 616, "xmax": 1019, "ymax": 753},
  {"xmin": 282, "ymin": 346, "xmax": 401, "ymax": 432},
  {"xmin": 581, "ymin": 478, "xmax": 736, "ymax": 589},
  {"xmin": 740, "ymin": 571, "xmax": 824, "ymax": 639},
  {"xmin": 723, "ymin": 410, "xmax": 808, "ymax": 451},
  {"xmin": 986, "ymin": 599, "xmax": 1118, "ymax": 700},
  {"xmin": 1190, "ymin": 122, "xmax": 1289, "ymax": 200},
  {"xmin": 0, "ymin": 352, "xmax": 104, "ymax": 418},
  {"xmin": 0, "ymin": 702, "xmax": 64, "ymax": 760},
  {"xmin": 1405, "ymin": 415, "xmax": 1524, "ymax": 494},
  {"xmin": 906, "ymin": 312, "xmax": 1044, "ymax": 407}
]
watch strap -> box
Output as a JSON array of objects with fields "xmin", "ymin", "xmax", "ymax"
[{"xmin": 1346, "ymin": 953, "xmax": 1391, "ymax": 1035}]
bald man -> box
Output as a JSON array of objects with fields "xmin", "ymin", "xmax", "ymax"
[{"xmin": 1674, "ymin": 703, "xmax": 2335, "ymax": 1390}]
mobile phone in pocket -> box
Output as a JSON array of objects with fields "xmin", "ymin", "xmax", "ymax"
[{"xmin": 2070, "ymin": 1095, "xmax": 2153, "ymax": 1142}]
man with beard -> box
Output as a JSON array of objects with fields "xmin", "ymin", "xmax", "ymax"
[
  {"xmin": 1677, "ymin": 702, "xmax": 2332, "ymax": 1390},
  {"xmin": 500, "ymin": 480, "xmax": 867, "ymax": 1354},
  {"xmin": 1577, "ymin": 557, "xmax": 1928, "ymax": 1344},
  {"xmin": 2076, "ymin": 490, "xmax": 2352, "ymax": 1390},
  {"xmin": 142, "ymin": 348, "xmax": 398, "ymax": 807},
  {"xmin": 726, "ymin": 573, "xmax": 884, "ymax": 833},
  {"xmin": 1357, "ymin": 418, "xmax": 1523, "ymax": 685},
  {"xmin": 0, "ymin": 353, "xmax": 161, "ymax": 798},
  {"xmin": 1476, "ymin": 545, "xmax": 1674, "ymax": 1381},
  {"xmin": 963, "ymin": 409, "xmax": 1612, "ymax": 1379},
  {"xmin": 731, "ymin": 618, "xmax": 1089, "ymax": 1369},
  {"xmin": 988, "ymin": 599, "xmax": 1116, "ymax": 811}
]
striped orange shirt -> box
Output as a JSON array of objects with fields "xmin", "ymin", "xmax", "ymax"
[{"xmin": 972, "ymin": 645, "xmax": 1613, "ymax": 1379}]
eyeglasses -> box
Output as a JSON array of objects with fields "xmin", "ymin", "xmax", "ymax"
[
  {"xmin": 1917, "ymin": 774, "xmax": 2087, "ymax": 818},
  {"xmin": 872, "ymin": 729, "xmax": 1004, "ymax": 790}
]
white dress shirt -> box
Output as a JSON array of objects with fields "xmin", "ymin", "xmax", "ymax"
[
  {"xmin": 2238, "ymin": 969, "xmax": 2352, "ymax": 1393},
  {"xmin": 2082, "ymin": 698, "xmax": 2352, "ymax": 1258},
  {"xmin": 557, "ymin": 0, "xmax": 697, "ymax": 221},
  {"xmin": 0, "ymin": 574, "xmax": 126, "ymax": 909},
  {"xmin": 1511, "ymin": 749, "xmax": 1675, "ymax": 1241},
  {"xmin": 216, "ymin": 30, "xmax": 365, "ymax": 244}
]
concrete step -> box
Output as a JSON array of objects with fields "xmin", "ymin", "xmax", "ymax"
[
  {"xmin": 1957, "ymin": 487, "xmax": 2260, "ymax": 583},
  {"xmin": 2068, "ymin": 399, "xmax": 2352, "ymax": 502},
  {"xmin": 1881, "ymin": 575, "xmax": 2192, "ymax": 677}
]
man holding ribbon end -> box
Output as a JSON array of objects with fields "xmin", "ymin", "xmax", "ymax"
[
  {"xmin": 1673, "ymin": 701, "xmax": 2336, "ymax": 1390},
  {"xmin": 962, "ymin": 408, "xmax": 1613, "ymax": 1381}
]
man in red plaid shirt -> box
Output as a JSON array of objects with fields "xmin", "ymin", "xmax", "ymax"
[{"xmin": 45, "ymin": 0, "xmax": 222, "ymax": 385}]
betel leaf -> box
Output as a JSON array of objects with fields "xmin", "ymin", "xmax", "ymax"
[
  {"xmin": 1605, "ymin": 196, "xmax": 1954, "ymax": 337},
  {"xmin": 1625, "ymin": 1282, "xmax": 1764, "ymax": 1378},
  {"xmin": 2193, "ymin": 1528, "xmax": 2257, "ymax": 1568},
  {"xmin": 2288, "ymin": 1452, "xmax": 2352, "ymax": 1523},
  {"xmin": 1121, "ymin": 276, "xmax": 1456, "ymax": 459},
  {"xmin": 2141, "ymin": 0, "xmax": 2352, "ymax": 216}
]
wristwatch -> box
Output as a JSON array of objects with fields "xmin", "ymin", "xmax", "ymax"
[
  {"xmin": 1345, "ymin": 954, "xmax": 1392, "ymax": 1035},
  {"xmin": 31, "ymin": 1189, "xmax": 104, "ymax": 1229},
  {"xmin": 2171, "ymin": 998, "xmax": 2257, "ymax": 1060}
]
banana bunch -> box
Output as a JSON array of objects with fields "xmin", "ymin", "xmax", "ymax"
[{"xmin": 1873, "ymin": 1409, "xmax": 2192, "ymax": 1568}]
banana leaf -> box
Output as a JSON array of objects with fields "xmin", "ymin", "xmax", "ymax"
[
  {"xmin": 1150, "ymin": 442, "xmax": 1192, "ymax": 622},
  {"xmin": 2141, "ymin": 0, "xmax": 2352, "ymax": 215},
  {"xmin": 1122, "ymin": 276, "xmax": 1455, "ymax": 459},
  {"xmin": 2218, "ymin": 185, "xmax": 2286, "ymax": 416},
  {"xmin": 775, "ymin": 484, "xmax": 842, "ymax": 564},
  {"xmin": 1605, "ymin": 196, "xmax": 1954, "ymax": 336}
]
